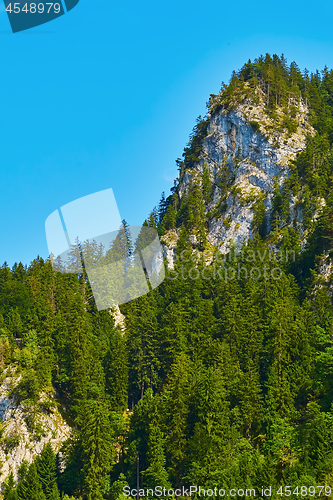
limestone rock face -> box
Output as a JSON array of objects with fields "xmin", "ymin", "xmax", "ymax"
[
  {"xmin": 111, "ymin": 305, "xmax": 126, "ymax": 332},
  {"xmin": 163, "ymin": 85, "xmax": 316, "ymax": 266},
  {"xmin": 161, "ymin": 230, "xmax": 179, "ymax": 270},
  {"xmin": 0, "ymin": 367, "xmax": 71, "ymax": 488},
  {"xmin": 205, "ymin": 108, "xmax": 308, "ymax": 249}
]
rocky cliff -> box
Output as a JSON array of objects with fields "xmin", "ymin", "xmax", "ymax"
[
  {"xmin": 162, "ymin": 81, "xmax": 320, "ymax": 266},
  {"xmin": 0, "ymin": 367, "xmax": 71, "ymax": 488}
]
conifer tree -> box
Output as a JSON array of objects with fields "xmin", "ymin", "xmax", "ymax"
[
  {"xmin": 80, "ymin": 399, "xmax": 115, "ymax": 500},
  {"xmin": 125, "ymin": 293, "xmax": 160, "ymax": 405},
  {"xmin": 161, "ymin": 353, "xmax": 191, "ymax": 486},
  {"xmin": 105, "ymin": 327, "xmax": 128, "ymax": 412},
  {"xmin": 36, "ymin": 443, "xmax": 59, "ymax": 499},
  {"xmin": 16, "ymin": 463, "xmax": 46, "ymax": 500},
  {"xmin": 186, "ymin": 364, "xmax": 232, "ymax": 487},
  {"xmin": 142, "ymin": 419, "xmax": 170, "ymax": 489},
  {"xmin": 3, "ymin": 472, "xmax": 18, "ymax": 500}
]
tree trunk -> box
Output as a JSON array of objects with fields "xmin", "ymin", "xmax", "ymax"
[{"xmin": 137, "ymin": 454, "xmax": 140, "ymax": 500}]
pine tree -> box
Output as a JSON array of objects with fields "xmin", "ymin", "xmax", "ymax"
[
  {"xmin": 48, "ymin": 484, "xmax": 60, "ymax": 500},
  {"xmin": 105, "ymin": 328, "xmax": 128, "ymax": 412},
  {"xmin": 17, "ymin": 463, "xmax": 46, "ymax": 500},
  {"xmin": 163, "ymin": 193, "xmax": 178, "ymax": 230},
  {"xmin": 157, "ymin": 192, "xmax": 168, "ymax": 229},
  {"xmin": 125, "ymin": 293, "xmax": 160, "ymax": 405},
  {"xmin": 3, "ymin": 472, "xmax": 18, "ymax": 500},
  {"xmin": 263, "ymin": 275, "xmax": 301, "ymax": 421},
  {"xmin": 186, "ymin": 364, "xmax": 232, "ymax": 487},
  {"xmin": 161, "ymin": 353, "xmax": 191, "ymax": 486},
  {"xmin": 36, "ymin": 443, "xmax": 59, "ymax": 499},
  {"xmin": 80, "ymin": 399, "xmax": 115, "ymax": 500},
  {"xmin": 125, "ymin": 388, "xmax": 157, "ymax": 487},
  {"xmin": 142, "ymin": 419, "xmax": 170, "ymax": 489}
]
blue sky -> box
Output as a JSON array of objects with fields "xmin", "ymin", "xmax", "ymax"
[{"xmin": 1, "ymin": 0, "xmax": 333, "ymax": 266}]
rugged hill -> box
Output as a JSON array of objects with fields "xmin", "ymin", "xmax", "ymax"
[
  {"xmin": 0, "ymin": 366, "xmax": 70, "ymax": 484},
  {"xmin": 166, "ymin": 82, "xmax": 314, "ymax": 258},
  {"xmin": 161, "ymin": 55, "xmax": 333, "ymax": 275},
  {"xmin": 3, "ymin": 53, "xmax": 333, "ymax": 499}
]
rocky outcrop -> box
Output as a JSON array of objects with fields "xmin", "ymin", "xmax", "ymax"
[
  {"xmin": 161, "ymin": 230, "xmax": 179, "ymax": 270},
  {"xmin": 196, "ymin": 88, "xmax": 315, "ymax": 253},
  {"xmin": 0, "ymin": 367, "xmax": 71, "ymax": 487},
  {"xmin": 175, "ymin": 84, "xmax": 316, "ymax": 262},
  {"xmin": 111, "ymin": 305, "xmax": 126, "ymax": 332}
]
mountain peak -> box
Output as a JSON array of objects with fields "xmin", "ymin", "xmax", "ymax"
[{"xmin": 160, "ymin": 54, "xmax": 329, "ymax": 268}]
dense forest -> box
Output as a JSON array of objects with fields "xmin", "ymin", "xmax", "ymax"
[{"xmin": 3, "ymin": 54, "xmax": 333, "ymax": 499}]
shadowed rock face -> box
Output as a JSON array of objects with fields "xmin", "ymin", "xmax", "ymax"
[
  {"xmin": 163, "ymin": 85, "xmax": 316, "ymax": 267},
  {"xmin": 0, "ymin": 381, "xmax": 12, "ymax": 422}
]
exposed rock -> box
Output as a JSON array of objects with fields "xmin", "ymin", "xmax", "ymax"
[
  {"xmin": 318, "ymin": 254, "xmax": 333, "ymax": 283},
  {"xmin": 161, "ymin": 229, "xmax": 179, "ymax": 269},
  {"xmin": 111, "ymin": 305, "xmax": 126, "ymax": 333},
  {"xmin": 0, "ymin": 367, "xmax": 71, "ymax": 488},
  {"xmin": 165, "ymin": 84, "xmax": 316, "ymax": 264}
]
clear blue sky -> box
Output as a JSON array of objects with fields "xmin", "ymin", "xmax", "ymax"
[{"xmin": 1, "ymin": 0, "xmax": 333, "ymax": 267}]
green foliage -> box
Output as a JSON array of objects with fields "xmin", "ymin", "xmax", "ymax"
[
  {"xmin": 183, "ymin": 115, "xmax": 210, "ymax": 169},
  {"xmin": 11, "ymin": 369, "xmax": 42, "ymax": 403},
  {"xmin": 252, "ymin": 194, "xmax": 267, "ymax": 237},
  {"xmin": 202, "ymin": 167, "xmax": 213, "ymax": 202},
  {"xmin": 3, "ymin": 472, "xmax": 18, "ymax": 500},
  {"xmin": 105, "ymin": 328, "xmax": 128, "ymax": 412},
  {"xmin": 36, "ymin": 443, "xmax": 59, "ymax": 499},
  {"xmin": 16, "ymin": 462, "xmax": 46, "ymax": 500},
  {"xmin": 2, "ymin": 433, "xmax": 20, "ymax": 451},
  {"xmin": 249, "ymin": 120, "xmax": 260, "ymax": 133},
  {"xmin": 108, "ymin": 473, "xmax": 129, "ymax": 500},
  {"xmin": 79, "ymin": 399, "xmax": 116, "ymax": 499},
  {"xmin": 223, "ymin": 215, "xmax": 232, "ymax": 228},
  {"xmin": 270, "ymin": 182, "xmax": 291, "ymax": 228}
]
